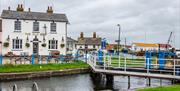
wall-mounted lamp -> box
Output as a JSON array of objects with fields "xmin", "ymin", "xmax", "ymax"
[
  {"xmin": 7, "ymin": 35, "xmax": 10, "ymax": 41},
  {"xmin": 26, "ymin": 36, "xmax": 29, "ymax": 42},
  {"xmin": 62, "ymin": 37, "xmax": 64, "ymax": 42},
  {"xmin": 43, "ymin": 36, "xmax": 46, "ymax": 42}
]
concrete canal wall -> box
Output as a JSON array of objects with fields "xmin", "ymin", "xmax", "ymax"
[{"xmin": 0, "ymin": 68, "xmax": 90, "ymax": 81}]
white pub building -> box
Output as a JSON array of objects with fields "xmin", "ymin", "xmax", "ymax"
[{"xmin": 0, "ymin": 5, "xmax": 69, "ymax": 56}]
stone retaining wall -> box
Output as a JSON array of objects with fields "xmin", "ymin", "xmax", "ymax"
[{"xmin": 0, "ymin": 68, "xmax": 90, "ymax": 81}]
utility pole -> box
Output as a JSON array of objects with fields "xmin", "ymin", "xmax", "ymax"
[
  {"xmin": 117, "ymin": 24, "xmax": 121, "ymax": 55},
  {"xmin": 125, "ymin": 37, "xmax": 127, "ymax": 48}
]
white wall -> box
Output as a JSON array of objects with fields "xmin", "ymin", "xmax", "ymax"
[
  {"xmin": 1, "ymin": 19, "xmax": 67, "ymax": 56},
  {"xmin": 131, "ymin": 44, "xmax": 158, "ymax": 52},
  {"xmin": 0, "ymin": 32, "xmax": 1, "ymax": 54}
]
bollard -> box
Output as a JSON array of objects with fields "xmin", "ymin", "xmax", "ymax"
[
  {"xmin": 31, "ymin": 54, "xmax": 35, "ymax": 65},
  {"xmin": 32, "ymin": 82, "xmax": 39, "ymax": 91},
  {"xmin": 0, "ymin": 55, "xmax": 2, "ymax": 65}
]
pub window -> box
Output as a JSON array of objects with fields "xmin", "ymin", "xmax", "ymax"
[
  {"xmin": 14, "ymin": 19, "xmax": 21, "ymax": 31},
  {"xmin": 50, "ymin": 22, "xmax": 56, "ymax": 32},
  {"xmin": 12, "ymin": 39, "xmax": 22, "ymax": 50},
  {"xmin": 49, "ymin": 40, "xmax": 58, "ymax": 49},
  {"xmin": 93, "ymin": 45, "xmax": 96, "ymax": 48},
  {"xmin": 33, "ymin": 20, "xmax": 39, "ymax": 32}
]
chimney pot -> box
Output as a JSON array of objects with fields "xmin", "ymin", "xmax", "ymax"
[
  {"xmin": 17, "ymin": 4, "xmax": 24, "ymax": 12},
  {"xmin": 80, "ymin": 32, "xmax": 84, "ymax": 39},
  {"xmin": 93, "ymin": 32, "xmax": 96, "ymax": 38},
  {"xmin": 47, "ymin": 6, "xmax": 53, "ymax": 14},
  {"xmin": 8, "ymin": 6, "xmax": 10, "ymax": 10},
  {"xmin": 28, "ymin": 8, "xmax": 31, "ymax": 12}
]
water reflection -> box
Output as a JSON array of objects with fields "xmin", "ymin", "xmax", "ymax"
[{"xmin": 0, "ymin": 74, "xmax": 171, "ymax": 91}]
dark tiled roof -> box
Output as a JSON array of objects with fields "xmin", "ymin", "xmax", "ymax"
[
  {"xmin": 0, "ymin": 19, "xmax": 2, "ymax": 32},
  {"xmin": 77, "ymin": 37, "xmax": 101, "ymax": 45},
  {"xmin": 1, "ymin": 10, "xmax": 69, "ymax": 22},
  {"xmin": 67, "ymin": 37, "xmax": 77, "ymax": 42}
]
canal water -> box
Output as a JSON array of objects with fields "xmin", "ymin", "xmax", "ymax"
[{"xmin": 0, "ymin": 74, "xmax": 171, "ymax": 91}]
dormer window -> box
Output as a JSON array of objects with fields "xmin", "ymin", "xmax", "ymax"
[
  {"xmin": 33, "ymin": 20, "xmax": 39, "ymax": 32},
  {"xmin": 50, "ymin": 21, "xmax": 56, "ymax": 33},
  {"xmin": 14, "ymin": 19, "xmax": 21, "ymax": 31}
]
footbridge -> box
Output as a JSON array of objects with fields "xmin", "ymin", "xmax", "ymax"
[{"xmin": 87, "ymin": 54, "xmax": 180, "ymax": 82}]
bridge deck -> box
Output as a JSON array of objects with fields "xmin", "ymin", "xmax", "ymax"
[
  {"xmin": 90, "ymin": 66, "xmax": 180, "ymax": 80},
  {"xmin": 87, "ymin": 55, "xmax": 180, "ymax": 80}
]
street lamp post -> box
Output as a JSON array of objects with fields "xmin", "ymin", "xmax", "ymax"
[{"xmin": 117, "ymin": 24, "xmax": 121, "ymax": 55}]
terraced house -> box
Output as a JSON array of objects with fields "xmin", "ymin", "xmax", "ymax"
[{"xmin": 0, "ymin": 4, "xmax": 69, "ymax": 56}]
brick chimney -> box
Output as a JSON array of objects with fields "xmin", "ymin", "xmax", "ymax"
[
  {"xmin": 28, "ymin": 8, "xmax": 31, "ymax": 12},
  {"xmin": 47, "ymin": 6, "xmax": 53, "ymax": 14},
  {"xmin": 80, "ymin": 32, "xmax": 84, "ymax": 39},
  {"xmin": 8, "ymin": 6, "xmax": 10, "ymax": 11},
  {"xmin": 93, "ymin": 32, "xmax": 96, "ymax": 38},
  {"xmin": 16, "ymin": 4, "xmax": 24, "ymax": 12}
]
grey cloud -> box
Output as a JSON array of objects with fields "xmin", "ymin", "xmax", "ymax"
[{"xmin": 0, "ymin": 0, "xmax": 180, "ymax": 48}]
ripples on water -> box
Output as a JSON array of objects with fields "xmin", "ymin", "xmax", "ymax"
[{"xmin": 0, "ymin": 74, "xmax": 171, "ymax": 91}]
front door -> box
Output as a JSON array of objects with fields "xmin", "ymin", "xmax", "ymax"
[{"xmin": 33, "ymin": 42, "xmax": 39, "ymax": 55}]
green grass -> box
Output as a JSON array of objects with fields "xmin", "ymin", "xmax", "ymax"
[
  {"xmin": 136, "ymin": 85, "xmax": 180, "ymax": 91},
  {"xmin": 101, "ymin": 57, "xmax": 158, "ymax": 68},
  {"xmin": 0, "ymin": 61, "xmax": 89, "ymax": 73}
]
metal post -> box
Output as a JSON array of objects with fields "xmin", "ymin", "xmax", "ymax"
[
  {"xmin": 173, "ymin": 59, "xmax": 176, "ymax": 76},
  {"xmin": 146, "ymin": 77, "xmax": 151, "ymax": 87},
  {"xmin": 117, "ymin": 24, "xmax": 121, "ymax": 55},
  {"xmin": 110, "ymin": 55, "xmax": 112, "ymax": 66},
  {"xmin": 94, "ymin": 55, "xmax": 96, "ymax": 67},
  {"xmin": 156, "ymin": 57, "xmax": 158, "ymax": 68},
  {"xmin": 12, "ymin": 84, "xmax": 17, "ymax": 91},
  {"xmin": 38, "ymin": 55, "xmax": 40, "ymax": 64},
  {"xmin": 104, "ymin": 55, "xmax": 106, "ymax": 70},
  {"xmin": 107, "ymin": 55, "xmax": 110, "ymax": 67},
  {"xmin": 160, "ymin": 79, "xmax": 162, "ymax": 86},
  {"xmin": 124, "ymin": 54, "xmax": 127, "ymax": 72},
  {"xmin": 32, "ymin": 82, "xmax": 39, "ymax": 91},
  {"xmin": 0, "ymin": 55, "xmax": 2, "ymax": 65},
  {"xmin": 128, "ymin": 76, "xmax": 130, "ymax": 89},
  {"xmin": 31, "ymin": 54, "xmax": 35, "ymax": 65},
  {"xmin": 147, "ymin": 58, "xmax": 149, "ymax": 74},
  {"xmin": 118, "ymin": 53, "xmax": 121, "ymax": 68},
  {"xmin": 148, "ymin": 78, "xmax": 151, "ymax": 86}
]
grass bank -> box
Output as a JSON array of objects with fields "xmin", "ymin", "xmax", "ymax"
[
  {"xmin": 136, "ymin": 85, "xmax": 180, "ymax": 91},
  {"xmin": 0, "ymin": 61, "xmax": 89, "ymax": 73}
]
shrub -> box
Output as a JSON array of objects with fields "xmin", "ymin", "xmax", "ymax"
[
  {"xmin": 3, "ymin": 42, "xmax": 9, "ymax": 47},
  {"xmin": 25, "ymin": 43, "xmax": 30, "ymax": 48},
  {"xmin": 42, "ymin": 43, "xmax": 46, "ymax": 47},
  {"xmin": 60, "ymin": 44, "xmax": 65, "ymax": 48}
]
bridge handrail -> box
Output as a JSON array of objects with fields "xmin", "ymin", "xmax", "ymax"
[{"xmin": 87, "ymin": 54, "xmax": 180, "ymax": 78}]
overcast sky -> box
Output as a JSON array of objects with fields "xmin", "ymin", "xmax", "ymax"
[{"xmin": 0, "ymin": 0, "xmax": 180, "ymax": 48}]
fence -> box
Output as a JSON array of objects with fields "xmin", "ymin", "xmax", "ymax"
[
  {"xmin": 0, "ymin": 54, "xmax": 77, "ymax": 65},
  {"xmin": 87, "ymin": 54, "xmax": 180, "ymax": 77}
]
